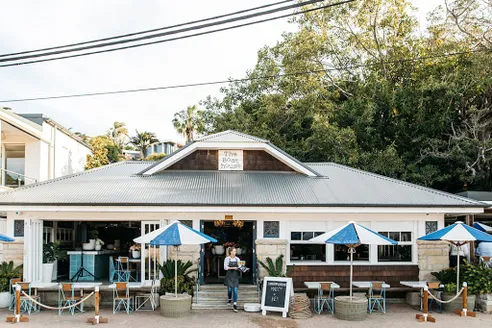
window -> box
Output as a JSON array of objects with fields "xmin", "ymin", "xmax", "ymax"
[
  {"xmin": 426, "ymin": 221, "xmax": 438, "ymax": 235},
  {"xmin": 290, "ymin": 244, "xmax": 326, "ymax": 261},
  {"xmin": 290, "ymin": 231, "xmax": 325, "ymax": 261},
  {"xmin": 181, "ymin": 220, "xmax": 193, "ymax": 228},
  {"xmin": 378, "ymin": 231, "xmax": 412, "ymax": 262},
  {"xmin": 334, "ymin": 245, "xmax": 369, "ymax": 261},
  {"xmin": 4, "ymin": 144, "xmax": 26, "ymax": 187},
  {"xmin": 14, "ymin": 220, "xmax": 24, "ymax": 237},
  {"xmin": 264, "ymin": 221, "xmax": 279, "ymax": 238}
]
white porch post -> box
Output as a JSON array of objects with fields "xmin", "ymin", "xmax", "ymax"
[{"xmin": 23, "ymin": 219, "xmax": 43, "ymax": 282}]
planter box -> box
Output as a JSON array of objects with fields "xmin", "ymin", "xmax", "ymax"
[
  {"xmin": 478, "ymin": 294, "xmax": 492, "ymax": 313},
  {"xmin": 406, "ymin": 292, "xmax": 420, "ymax": 307},
  {"xmin": 0, "ymin": 292, "xmax": 11, "ymax": 308},
  {"xmin": 334, "ymin": 296, "xmax": 368, "ymax": 321},
  {"xmin": 160, "ymin": 294, "xmax": 192, "ymax": 317},
  {"xmin": 442, "ymin": 293, "xmax": 475, "ymax": 313}
]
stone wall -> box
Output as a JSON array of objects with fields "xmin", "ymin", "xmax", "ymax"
[
  {"xmin": 3, "ymin": 241, "xmax": 23, "ymax": 266},
  {"xmin": 255, "ymin": 239, "xmax": 287, "ymax": 279},
  {"xmin": 168, "ymin": 245, "xmax": 201, "ymax": 279},
  {"xmin": 417, "ymin": 240, "xmax": 449, "ymax": 281}
]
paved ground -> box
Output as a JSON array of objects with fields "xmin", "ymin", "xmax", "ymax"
[{"xmin": 0, "ymin": 304, "xmax": 491, "ymax": 328}]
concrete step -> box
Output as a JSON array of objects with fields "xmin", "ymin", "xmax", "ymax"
[
  {"xmin": 196, "ymin": 290, "xmax": 259, "ymax": 297},
  {"xmin": 192, "ymin": 302, "xmax": 257, "ymax": 310}
]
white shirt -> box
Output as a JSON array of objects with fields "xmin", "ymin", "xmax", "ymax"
[
  {"xmin": 476, "ymin": 242, "xmax": 492, "ymax": 257},
  {"xmin": 450, "ymin": 243, "xmax": 470, "ymax": 261}
]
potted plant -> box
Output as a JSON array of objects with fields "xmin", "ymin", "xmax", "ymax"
[
  {"xmin": 432, "ymin": 266, "xmax": 476, "ymax": 312},
  {"xmin": 210, "ymin": 230, "xmax": 227, "ymax": 255},
  {"xmin": 130, "ymin": 244, "xmax": 141, "ymax": 258},
  {"xmin": 95, "ymin": 238, "xmax": 104, "ymax": 251},
  {"xmin": 0, "ymin": 261, "xmax": 22, "ymax": 308},
  {"xmin": 158, "ymin": 259, "xmax": 197, "ymax": 317},
  {"xmin": 42, "ymin": 242, "xmax": 67, "ymax": 283},
  {"xmin": 223, "ymin": 242, "xmax": 238, "ymax": 255}
]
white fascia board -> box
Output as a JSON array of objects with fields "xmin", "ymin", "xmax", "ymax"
[
  {"xmin": 0, "ymin": 205, "xmax": 484, "ymax": 214},
  {"xmin": 142, "ymin": 141, "xmax": 317, "ymax": 176},
  {"xmin": 0, "ymin": 111, "xmax": 47, "ymax": 142}
]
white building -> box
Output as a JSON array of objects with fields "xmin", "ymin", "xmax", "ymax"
[
  {"xmin": 0, "ymin": 107, "xmax": 91, "ymax": 259},
  {"xmin": 0, "ymin": 131, "xmax": 484, "ymax": 290}
]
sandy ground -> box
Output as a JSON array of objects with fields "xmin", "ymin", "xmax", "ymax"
[{"xmin": 0, "ymin": 304, "xmax": 491, "ymax": 328}]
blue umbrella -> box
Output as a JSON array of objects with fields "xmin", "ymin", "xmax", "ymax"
[
  {"xmin": 135, "ymin": 221, "xmax": 217, "ymax": 296},
  {"xmin": 0, "ymin": 233, "xmax": 14, "ymax": 243},
  {"xmin": 310, "ymin": 221, "xmax": 397, "ymax": 298},
  {"xmin": 473, "ymin": 222, "xmax": 492, "ymax": 233},
  {"xmin": 419, "ymin": 221, "xmax": 492, "ymax": 292}
]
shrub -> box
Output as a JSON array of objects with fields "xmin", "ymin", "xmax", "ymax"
[
  {"xmin": 157, "ymin": 259, "xmax": 197, "ymax": 296},
  {"xmin": 258, "ymin": 254, "xmax": 287, "ymax": 277},
  {"xmin": 0, "ymin": 261, "xmax": 22, "ymax": 293}
]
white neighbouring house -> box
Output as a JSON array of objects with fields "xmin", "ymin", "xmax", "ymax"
[
  {"xmin": 0, "ymin": 130, "xmax": 485, "ymax": 289},
  {"xmin": 0, "ymin": 107, "xmax": 91, "ymax": 259}
]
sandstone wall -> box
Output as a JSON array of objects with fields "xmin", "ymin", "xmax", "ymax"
[
  {"xmin": 255, "ymin": 239, "xmax": 287, "ymax": 279},
  {"xmin": 417, "ymin": 240, "xmax": 449, "ymax": 281}
]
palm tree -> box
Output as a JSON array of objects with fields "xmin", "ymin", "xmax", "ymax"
[
  {"xmin": 130, "ymin": 130, "xmax": 159, "ymax": 159},
  {"xmin": 108, "ymin": 121, "xmax": 129, "ymax": 149},
  {"xmin": 173, "ymin": 105, "xmax": 204, "ymax": 143}
]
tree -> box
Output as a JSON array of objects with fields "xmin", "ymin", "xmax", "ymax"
[
  {"xmin": 199, "ymin": 0, "xmax": 492, "ymax": 192},
  {"xmin": 85, "ymin": 136, "xmax": 121, "ymax": 170},
  {"xmin": 144, "ymin": 153, "xmax": 167, "ymax": 161},
  {"xmin": 107, "ymin": 121, "xmax": 129, "ymax": 149},
  {"xmin": 173, "ymin": 105, "xmax": 204, "ymax": 143},
  {"xmin": 130, "ymin": 130, "xmax": 159, "ymax": 159}
]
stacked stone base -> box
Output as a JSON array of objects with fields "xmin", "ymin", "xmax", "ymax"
[
  {"xmin": 334, "ymin": 296, "xmax": 368, "ymax": 321},
  {"xmin": 477, "ymin": 294, "xmax": 492, "ymax": 313}
]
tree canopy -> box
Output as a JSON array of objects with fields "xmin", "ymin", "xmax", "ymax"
[{"xmin": 199, "ymin": 0, "xmax": 492, "ymax": 192}]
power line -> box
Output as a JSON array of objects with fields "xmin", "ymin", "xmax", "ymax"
[
  {"xmin": 0, "ymin": 0, "xmax": 295, "ymax": 58},
  {"xmin": 0, "ymin": 0, "xmax": 337, "ymax": 65},
  {"xmin": 0, "ymin": 49, "xmax": 488, "ymax": 103}
]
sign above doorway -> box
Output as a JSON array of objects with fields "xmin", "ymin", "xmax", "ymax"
[{"xmin": 218, "ymin": 150, "xmax": 243, "ymax": 170}]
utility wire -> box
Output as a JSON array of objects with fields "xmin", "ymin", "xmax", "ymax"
[
  {"xmin": 0, "ymin": 0, "xmax": 356, "ymax": 67},
  {"xmin": 0, "ymin": 0, "xmax": 330, "ymax": 63},
  {"xmin": 0, "ymin": 49, "xmax": 488, "ymax": 103},
  {"xmin": 0, "ymin": 0, "xmax": 295, "ymax": 58}
]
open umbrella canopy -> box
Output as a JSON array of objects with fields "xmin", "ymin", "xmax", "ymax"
[
  {"xmin": 310, "ymin": 221, "xmax": 397, "ymax": 299},
  {"xmin": 473, "ymin": 222, "xmax": 492, "ymax": 233},
  {"xmin": 419, "ymin": 221, "xmax": 492, "ymax": 243},
  {"xmin": 133, "ymin": 223, "xmax": 171, "ymax": 244},
  {"xmin": 0, "ymin": 233, "xmax": 14, "ymax": 242},
  {"xmin": 310, "ymin": 221, "xmax": 397, "ymax": 246},
  {"xmin": 148, "ymin": 221, "xmax": 217, "ymax": 246}
]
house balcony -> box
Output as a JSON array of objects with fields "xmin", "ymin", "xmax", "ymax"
[{"xmin": 0, "ymin": 168, "xmax": 37, "ymax": 191}]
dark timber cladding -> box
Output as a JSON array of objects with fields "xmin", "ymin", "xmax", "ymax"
[
  {"xmin": 243, "ymin": 150, "xmax": 294, "ymax": 171},
  {"xmin": 166, "ymin": 149, "xmax": 294, "ymax": 171},
  {"xmin": 288, "ymin": 265, "xmax": 419, "ymax": 289}
]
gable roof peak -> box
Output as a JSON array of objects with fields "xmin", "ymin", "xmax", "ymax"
[{"xmin": 197, "ymin": 130, "xmax": 269, "ymax": 143}]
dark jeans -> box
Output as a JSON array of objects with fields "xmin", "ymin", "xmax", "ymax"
[
  {"xmin": 449, "ymin": 255, "xmax": 465, "ymax": 267},
  {"xmin": 228, "ymin": 286, "xmax": 238, "ymax": 303}
]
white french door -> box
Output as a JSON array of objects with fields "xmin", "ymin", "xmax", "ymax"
[
  {"xmin": 140, "ymin": 220, "xmax": 168, "ymax": 281},
  {"xmin": 23, "ymin": 219, "xmax": 43, "ymax": 282}
]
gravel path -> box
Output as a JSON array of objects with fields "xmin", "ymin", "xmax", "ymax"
[{"xmin": 1, "ymin": 304, "xmax": 491, "ymax": 327}]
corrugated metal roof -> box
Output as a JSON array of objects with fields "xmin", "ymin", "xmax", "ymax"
[{"xmin": 0, "ymin": 161, "xmax": 483, "ymax": 207}]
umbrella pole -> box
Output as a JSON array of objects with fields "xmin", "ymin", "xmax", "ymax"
[
  {"xmin": 175, "ymin": 246, "xmax": 178, "ymax": 297},
  {"xmin": 457, "ymin": 244, "xmax": 460, "ymax": 294},
  {"xmin": 350, "ymin": 247, "xmax": 354, "ymax": 299}
]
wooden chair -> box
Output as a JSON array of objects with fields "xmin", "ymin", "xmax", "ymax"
[
  {"xmin": 58, "ymin": 283, "xmax": 84, "ymax": 315},
  {"xmin": 17, "ymin": 282, "xmax": 39, "ymax": 315},
  {"xmin": 9, "ymin": 278, "xmax": 21, "ymax": 311},
  {"xmin": 115, "ymin": 257, "xmax": 131, "ymax": 282},
  {"xmin": 426, "ymin": 282, "xmax": 443, "ymax": 313},
  {"xmin": 480, "ymin": 256, "xmax": 492, "ymax": 268},
  {"xmin": 315, "ymin": 283, "xmax": 334, "ymax": 314},
  {"xmin": 367, "ymin": 281, "xmax": 386, "ymax": 313},
  {"xmin": 113, "ymin": 282, "xmax": 133, "ymax": 314}
]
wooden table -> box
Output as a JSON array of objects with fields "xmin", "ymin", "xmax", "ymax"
[
  {"xmin": 400, "ymin": 281, "xmax": 440, "ymax": 311},
  {"xmin": 352, "ymin": 281, "xmax": 391, "ymax": 289},
  {"xmin": 304, "ymin": 281, "xmax": 341, "ymax": 290}
]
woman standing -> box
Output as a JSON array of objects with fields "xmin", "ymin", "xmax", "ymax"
[{"xmin": 224, "ymin": 247, "xmax": 241, "ymax": 312}]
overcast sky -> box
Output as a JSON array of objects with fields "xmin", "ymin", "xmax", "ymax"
[{"xmin": 0, "ymin": 0, "xmax": 443, "ymax": 142}]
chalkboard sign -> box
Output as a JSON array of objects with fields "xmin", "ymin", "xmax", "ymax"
[{"xmin": 261, "ymin": 277, "xmax": 294, "ymax": 318}]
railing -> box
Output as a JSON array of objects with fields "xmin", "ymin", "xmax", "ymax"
[{"xmin": 0, "ymin": 168, "xmax": 37, "ymax": 188}]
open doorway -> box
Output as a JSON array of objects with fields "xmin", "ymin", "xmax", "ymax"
[{"xmin": 202, "ymin": 220, "xmax": 255, "ymax": 284}]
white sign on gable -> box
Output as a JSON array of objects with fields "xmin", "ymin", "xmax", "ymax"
[{"xmin": 218, "ymin": 150, "xmax": 243, "ymax": 171}]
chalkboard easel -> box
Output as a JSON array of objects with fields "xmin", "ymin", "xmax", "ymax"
[{"xmin": 260, "ymin": 277, "xmax": 294, "ymax": 318}]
